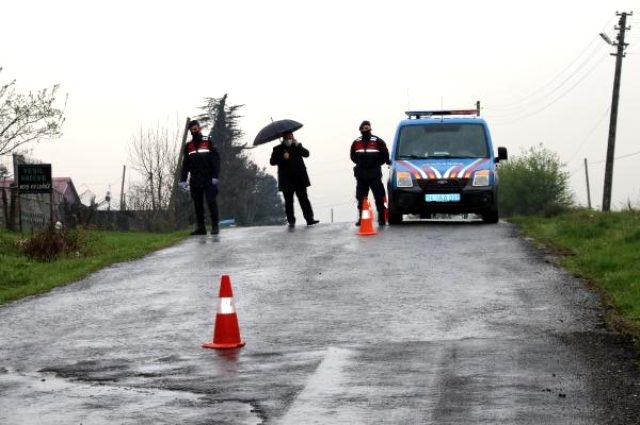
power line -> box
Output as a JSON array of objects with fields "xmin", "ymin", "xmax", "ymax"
[
  {"xmin": 614, "ymin": 150, "xmax": 640, "ymax": 161},
  {"xmin": 487, "ymin": 16, "xmax": 616, "ymax": 113},
  {"xmin": 566, "ymin": 107, "xmax": 610, "ymax": 166},
  {"xmin": 568, "ymin": 163, "xmax": 584, "ymax": 178},
  {"xmin": 488, "ymin": 41, "xmax": 608, "ymax": 114},
  {"xmin": 592, "ymin": 149, "xmax": 640, "ymax": 165},
  {"xmin": 490, "ymin": 55, "xmax": 607, "ymax": 124}
]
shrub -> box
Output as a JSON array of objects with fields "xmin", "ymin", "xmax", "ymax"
[
  {"xmin": 499, "ymin": 143, "xmax": 574, "ymax": 216},
  {"xmin": 18, "ymin": 226, "xmax": 93, "ymax": 261}
]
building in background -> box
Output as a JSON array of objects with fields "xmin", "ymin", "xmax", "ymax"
[{"xmin": 0, "ymin": 176, "xmax": 82, "ymax": 231}]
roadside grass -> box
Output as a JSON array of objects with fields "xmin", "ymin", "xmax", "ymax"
[
  {"xmin": 0, "ymin": 229, "xmax": 187, "ymax": 305},
  {"xmin": 509, "ymin": 209, "xmax": 640, "ymax": 340}
]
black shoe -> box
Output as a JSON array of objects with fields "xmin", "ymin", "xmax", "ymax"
[
  {"xmin": 190, "ymin": 228, "xmax": 206, "ymax": 235},
  {"xmin": 288, "ymin": 222, "xmax": 295, "ymax": 228},
  {"xmin": 355, "ymin": 220, "xmax": 361, "ymax": 227},
  {"xmin": 378, "ymin": 220, "xmax": 386, "ymax": 226},
  {"xmin": 306, "ymin": 219, "xmax": 319, "ymax": 226},
  {"xmin": 210, "ymin": 226, "xmax": 219, "ymax": 235}
]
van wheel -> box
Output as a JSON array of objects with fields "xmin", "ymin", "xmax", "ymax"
[
  {"xmin": 482, "ymin": 208, "xmax": 499, "ymax": 224},
  {"xmin": 388, "ymin": 211, "xmax": 403, "ymax": 225}
]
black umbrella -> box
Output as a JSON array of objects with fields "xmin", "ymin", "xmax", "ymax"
[{"xmin": 253, "ymin": 119, "xmax": 303, "ymax": 146}]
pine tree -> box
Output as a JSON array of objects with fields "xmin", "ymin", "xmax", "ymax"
[{"xmin": 195, "ymin": 95, "xmax": 284, "ymax": 225}]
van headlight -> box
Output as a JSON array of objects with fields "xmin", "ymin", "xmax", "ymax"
[
  {"xmin": 396, "ymin": 171, "xmax": 413, "ymax": 187},
  {"xmin": 472, "ymin": 170, "xmax": 490, "ymax": 187}
]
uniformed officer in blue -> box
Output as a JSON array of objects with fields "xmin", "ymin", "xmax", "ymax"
[
  {"xmin": 179, "ymin": 120, "xmax": 221, "ymax": 235},
  {"xmin": 350, "ymin": 120, "xmax": 390, "ymax": 226}
]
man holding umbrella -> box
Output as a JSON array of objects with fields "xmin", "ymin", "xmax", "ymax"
[{"xmin": 269, "ymin": 131, "xmax": 319, "ymax": 228}]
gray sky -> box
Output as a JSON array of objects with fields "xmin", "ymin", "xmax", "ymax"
[{"xmin": 1, "ymin": 0, "xmax": 638, "ymax": 223}]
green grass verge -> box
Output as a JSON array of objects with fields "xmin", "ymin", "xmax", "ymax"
[
  {"xmin": 509, "ymin": 209, "xmax": 640, "ymax": 340},
  {"xmin": 0, "ymin": 229, "xmax": 187, "ymax": 305}
]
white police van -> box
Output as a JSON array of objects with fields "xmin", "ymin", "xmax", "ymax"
[{"xmin": 387, "ymin": 108, "xmax": 507, "ymax": 224}]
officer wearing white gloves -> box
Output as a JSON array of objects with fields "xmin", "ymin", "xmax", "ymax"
[{"xmin": 179, "ymin": 120, "xmax": 221, "ymax": 235}]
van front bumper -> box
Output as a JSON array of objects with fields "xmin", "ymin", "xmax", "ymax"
[{"xmin": 390, "ymin": 186, "xmax": 496, "ymax": 215}]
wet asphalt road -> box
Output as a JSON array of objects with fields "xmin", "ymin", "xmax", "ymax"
[{"xmin": 1, "ymin": 219, "xmax": 639, "ymax": 424}]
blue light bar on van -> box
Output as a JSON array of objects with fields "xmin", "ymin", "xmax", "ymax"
[{"xmin": 405, "ymin": 109, "xmax": 479, "ymax": 119}]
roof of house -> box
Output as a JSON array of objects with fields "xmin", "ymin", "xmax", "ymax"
[{"xmin": 53, "ymin": 177, "xmax": 80, "ymax": 200}]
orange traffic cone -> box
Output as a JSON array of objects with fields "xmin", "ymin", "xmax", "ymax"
[
  {"xmin": 202, "ymin": 275, "xmax": 246, "ymax": 349},
  {"xmin": 358, "ymin": 197, "xmax": 377, "ymax": 236}
]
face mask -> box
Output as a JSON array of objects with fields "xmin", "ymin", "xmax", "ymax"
[{"xmin": 284, "ymin": 139, "xmax": 292, "ymax": 147}]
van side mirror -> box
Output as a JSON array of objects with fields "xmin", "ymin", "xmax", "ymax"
[{"xmin": 496, "ymin": 147, "xmax": 508, "ymax": 163}]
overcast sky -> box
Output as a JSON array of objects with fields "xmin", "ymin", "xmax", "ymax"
[{"xmin": 1, "ymin": 0, "xmax": 638, "ymax": 223}]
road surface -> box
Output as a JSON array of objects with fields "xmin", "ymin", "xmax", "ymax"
[{"xmin": 1, "ymin": 219, "xmax": 639, "ymax": 424}]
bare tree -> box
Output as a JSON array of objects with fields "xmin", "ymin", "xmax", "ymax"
[
  {"xmin": 0, "ymin": 67, "xmax": 67, "ymax": 156},
  {"xmin": 128, "ymin": 123, "xmax": 180, "ymax": 211},
  {"xmin": 126, "ymin": 183, "xmax": 153, "ymax": 211}
]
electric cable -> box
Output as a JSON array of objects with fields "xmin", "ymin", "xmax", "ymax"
[
  {"xmin": 486, "ymin": 16, "xmax": 617, "ymax": 115},
  {"xmin": 591, "ymin": 150, "xmax": 640, "ymax": 165},
  {"xmin": 565, "ymin": 107, "xmax": 610, "ymax": 166},
  {"xmin": 491, "ymin": 55, "xmax": 608, "ymax": 124},
  {"xmin": 488, "ymin": 39, "xmax": 607, "ymax": 113}
]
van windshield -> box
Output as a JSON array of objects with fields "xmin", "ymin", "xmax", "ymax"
[{"xmin": 396, "ymin": 123, "xmax": 489, "ymax": 159}]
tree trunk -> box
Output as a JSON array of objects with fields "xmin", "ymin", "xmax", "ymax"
[
  {"xmin": 8, "ymin": 185, "xmax": 17, "ymax": 231},
  {"xmin": 1, "ymin": 187, "xmax": 7, "ymax": 229}
]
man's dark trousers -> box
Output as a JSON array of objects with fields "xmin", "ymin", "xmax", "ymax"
[
  {"xmin": 283, "ymin": 187, "xmax": 314, "ymax": 224},
  {"xmin": 191, "ymin": 185, "xmax": 219, "ymax": 229},
  {"xmin": 356, "ymin": 177, "xmax": 386, "ymax": 217}
]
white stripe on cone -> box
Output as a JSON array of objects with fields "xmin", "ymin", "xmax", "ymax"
[{"xmin": 218, "ymin": 298, "xmax": 235, "ymax": 315}]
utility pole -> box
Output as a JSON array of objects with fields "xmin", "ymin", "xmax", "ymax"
[
  {"xmin": 602, "ymin": 11, "xmax": 632, "ymax": 211},
  {"xmin": 119, "ymin": 165, "xmax": 126, "ymax": 211},
  {"xmin": 169, "ymin": 117, "xmax": 191, "ymax": 212},
  {"xmin": 584, "ymin": 158, "xmax": 592, "ymax": 209}
]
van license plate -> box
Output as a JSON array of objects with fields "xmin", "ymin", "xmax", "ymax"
[{"xmin": 425, "ymin": 193, "xmax": 460, "ymax": 202}]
